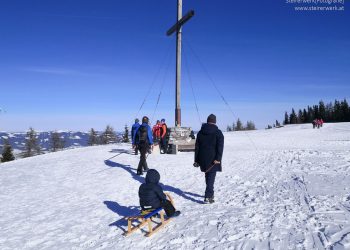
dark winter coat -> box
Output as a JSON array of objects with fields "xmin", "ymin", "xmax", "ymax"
[
  {"xmin": 132, "ymin": 123, "xmax": 153, "ymax": 145},
  {"xmin": 131, "ymin": 122, "xmax": 140, "ymax": 142},
  {"xmin": 139, "ymin": 169, "xmax": 166, "ymax": 209},
  {"xmin": 195, "ymin": 123, "xmax": 224, "ymax": 173}
]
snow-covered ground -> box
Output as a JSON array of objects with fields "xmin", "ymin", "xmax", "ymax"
[{"xmin": 1, "ymin": 123, "xmax": 350, "ymax": 249}]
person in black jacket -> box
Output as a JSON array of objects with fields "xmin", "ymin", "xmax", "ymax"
[
  {"xmin": 139, "ymin": 169, "xmax": 180, "ymax": 217},
  {"xmin": 194, "ymin": 114, "xmax": 224, "ymax": 204},
  {"xmin": 133, "ymin": 116, "xmax": 153, "ymax": 175}
]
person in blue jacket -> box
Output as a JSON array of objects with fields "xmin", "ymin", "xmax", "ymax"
[
  {"xmin": 133, "ymin": 116, "xmax": 153, "ymax": 175},
  {"xmin": 194, "ymin": 114, "xmax": 224, "ymax": 204},
  {"xmin": 139, "ymin": 169, "xmax": 180, "ymax": 217},
  {"xmin": 131, "ymin": 118, "xmax": 140, "ymax": 155}
]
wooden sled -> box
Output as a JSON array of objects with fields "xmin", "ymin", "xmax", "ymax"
[{"xmin": 124, "ymin": 193, "xmax": 174, "ymax": 237}]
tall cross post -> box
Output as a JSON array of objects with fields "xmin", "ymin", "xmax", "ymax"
[{"xmin": 167, "ymin": 0, "xmax": 194, "ymax": 127}]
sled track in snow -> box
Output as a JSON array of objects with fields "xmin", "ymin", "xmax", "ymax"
[{"xmin": 212, "ymin": 149, "xmax": 350, "ymax": 250}]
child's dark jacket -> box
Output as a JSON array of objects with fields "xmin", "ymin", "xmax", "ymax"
[{"xmin": 139, "ymin": 169, "xmax": 166, "ymax": 209}]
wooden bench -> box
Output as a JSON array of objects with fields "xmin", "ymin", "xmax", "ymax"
[{"xmin": 124, "ymin": 193, "xmax": 174, "ymax": 237}]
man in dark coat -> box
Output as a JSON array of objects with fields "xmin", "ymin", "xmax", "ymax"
[
  {"xmin": 131, "ymin": 118, "xmax": 140, "ymax": 155},
  {"xmin": 194, "ymin": 114, "xmax": 224, "ymax": 204},
  {"xmin": 132, "ymin": 116, "xmax": 153, "ymax": 175},
  {"xmin": 139, "ymin": 169, "xmax": 180, "ymax": 217}
]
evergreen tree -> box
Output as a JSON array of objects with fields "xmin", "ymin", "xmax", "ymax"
[
  {"xmin": 232, "ymin": 122, "xmax": 236, "ymax": 131},
  {"xmin": 246, "ymin": 121, "xmax": 256, "ymax": 130},
  {"xmin": 307, "ymin": 106, "xmax": 314, "ymax": 122},
  {"xmin": 313, "ymin": 105, "xmax": 319, "ymax": 119},
  {"xmin": 289, "ymin": 109, "xmax": 297, "ymax": 124},
  {"xmin": 235, "ymin": 118, "xmax": 244, "ymax": 131},
  {"xmin": 334, "ymin": 99, "xmax": 341, "ymax": 122},
  {"xmin": 303, "ymin": 109, "xmax": 308, "ymax": 123},
  {"xmin": 281, "ymin": 98, "xmax": 349, "ymax": 124},
  {"xmin": 325, "ymin": 102, "xmax": 333, "ymax": 122},
  {"xmin": 23, "ymin": 127, "xmax": 41, "ymax": 157},
  {"xmin": 50, "ymin": 131, "xmax": 65, "ymax": 152},
  {"xmin": 1, "ymin": 139, "xmax": 15, "ymax": 162},
  {"xmin": 319, "ymin": 100, "xmax": 326, "ymax": 120},
  {"xmin": 100, "ymin": 125, "xmax": 117, "ymax": 144},
  {"xmin": 344, "ymin": 99, "xmax": 350, "ymax": 122},
  {"xmin": 88, "ymin": 128, "xmax": 99, "ymax": 146},
  {"xmin": 226, "ymin": 125, "xmax": 232, "ymax": 132},
  {"xmin": 340, "ymin": 99, "xmax": 349, "ymax": 122},
  {"xmin": 297, "ymin": 109, "xmax": 304, "ymax": 124},
  {"xmin": 283, "ymin": 112, "xmax": 289, "ymax": 125},
  {"xmin": 275, "ymin": 120, "xmax": 280, "ymax": 127},
  {"xmin": 123, "ymin": 125, "xmax": 130, "ymax": 143}
]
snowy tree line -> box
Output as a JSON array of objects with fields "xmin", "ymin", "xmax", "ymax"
[
  {"xmin": 1, "ymin": 125, "xmax": 120, "ymax": 163},
  {"xmin": 87, "ymin": 125, "xmax": 119, "ymax": 146},
  {"xmin": 227, "ymin": 118, "xmax": 256, "ymax": 132},
  {"xmin": 283, "ymin": 99, "xmax": 350, "ymax": 125}
]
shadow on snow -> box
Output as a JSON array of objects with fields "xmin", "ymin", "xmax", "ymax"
[
  {"xmin": 104, "ymin": 159, "xmax": 204, "ymax": 203},
  {"xmin": 103, "ymin": 201, "xmax": 139, "ymax": 233}
]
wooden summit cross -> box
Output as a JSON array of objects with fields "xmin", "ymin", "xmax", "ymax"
[{"xmin": 166, "ymin": 0, "xmax": 194, "ymax": 127}]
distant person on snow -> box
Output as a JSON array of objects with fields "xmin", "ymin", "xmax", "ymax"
[
  {"xmin": 320, "ymin": 118, "xmax": 324, "ymax": 127},
  {"xmin": 160, "ymin": 119, "xmax": 168, "ymax": 154},
  {"xmin": 133, "ymin": 116, "xmax": 153, "ymax": 175},
  {"xmin": 194, "ymin": 114, "xmax": 224, "ymax": 204},
  {"xmin": 139, "ymin": 169, "xmax": 180, "ymax": 217},
  {"xmin": 131, "ymin": 118, "xmax": 140, "ymax": 155}
]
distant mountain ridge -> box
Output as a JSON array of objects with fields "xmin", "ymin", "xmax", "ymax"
[{"xmin": 0, "ymin": 131, "xmax": 123, "ymax": 155}]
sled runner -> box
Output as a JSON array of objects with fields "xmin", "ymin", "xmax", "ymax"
[{"xmin": 124, "ymin": 193, "xmax": 174, "ymax": 237}]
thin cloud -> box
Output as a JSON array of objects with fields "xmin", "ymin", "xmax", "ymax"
[
  {"xmin": 22, "ymin": 67, "xmax": 105, "ymax": 77},
  {"xmin": 38, "ymin": 13, "xmax": 123, "ymax": 20},
  {"xmin": 302, "ymin": 84, "xmax": 350, "ymax": 91}
]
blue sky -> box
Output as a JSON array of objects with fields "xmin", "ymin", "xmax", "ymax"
[{"xmin": 0, "ymin": 0, "xmax": 349, "ymax": 132}]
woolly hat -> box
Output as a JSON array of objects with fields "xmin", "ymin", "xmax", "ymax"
[
  {"xmin": 135, "ymin": 118, "xmax": 139, "ymax": 123},
  {"xmin": 142, "ymin": 116, "xmax": 149, "ymax": 124},
  {"xmin": 207, "ymin": 114, "xmax": 216, "ymax": 124}
]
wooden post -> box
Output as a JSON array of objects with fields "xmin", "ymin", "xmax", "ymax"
[
  {"xmin": 166, "ymin": 1, "xmax": 194, "ymax": 127},
  {"xmin": 175, "ymin": 0, "xmax": 182, "ymax": 127}
]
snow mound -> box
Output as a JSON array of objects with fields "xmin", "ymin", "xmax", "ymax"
[{"xmin": 1, "ymin": 123, "xmax": 350, "ymax": 249}]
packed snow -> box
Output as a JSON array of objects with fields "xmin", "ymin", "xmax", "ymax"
[{"xmin": 1, "ymin": 123, "xmax": 350, "ymax": 249}]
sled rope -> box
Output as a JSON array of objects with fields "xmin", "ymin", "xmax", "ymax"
[{"xmin": 205, "ymin": 163, "xmax": 217, "ymax": 173}]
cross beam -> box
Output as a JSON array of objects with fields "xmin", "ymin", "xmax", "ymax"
[
  {"xmin": 166, "ymin": 0, "xmax": 194, "ymax": 127},
  {"xmin": 166, "ymin": 10, "xmax": 194, "ymax": 36}
]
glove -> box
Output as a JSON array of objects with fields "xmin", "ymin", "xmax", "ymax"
[{"xmin": 193, "ymin": 162, "xmax": 199, "ymax": 167}]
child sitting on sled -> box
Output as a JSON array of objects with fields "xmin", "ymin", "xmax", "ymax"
[{"xmin": 139, "ymin": 169, "xmax": 181, "ymax": 217}]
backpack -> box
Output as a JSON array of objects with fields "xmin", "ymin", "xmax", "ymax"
[{"xmin": 137, "ymin": 125, "xmax": 149, "ymax": 144}]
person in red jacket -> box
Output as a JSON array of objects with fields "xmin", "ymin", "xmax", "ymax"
[
  {"xmin": 317, "ymin": 119, "xmax": 321, "ymax": 129},
  {"xmin": 152, "ymin": 120, "xmax": 161, "ymax": 142}
]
